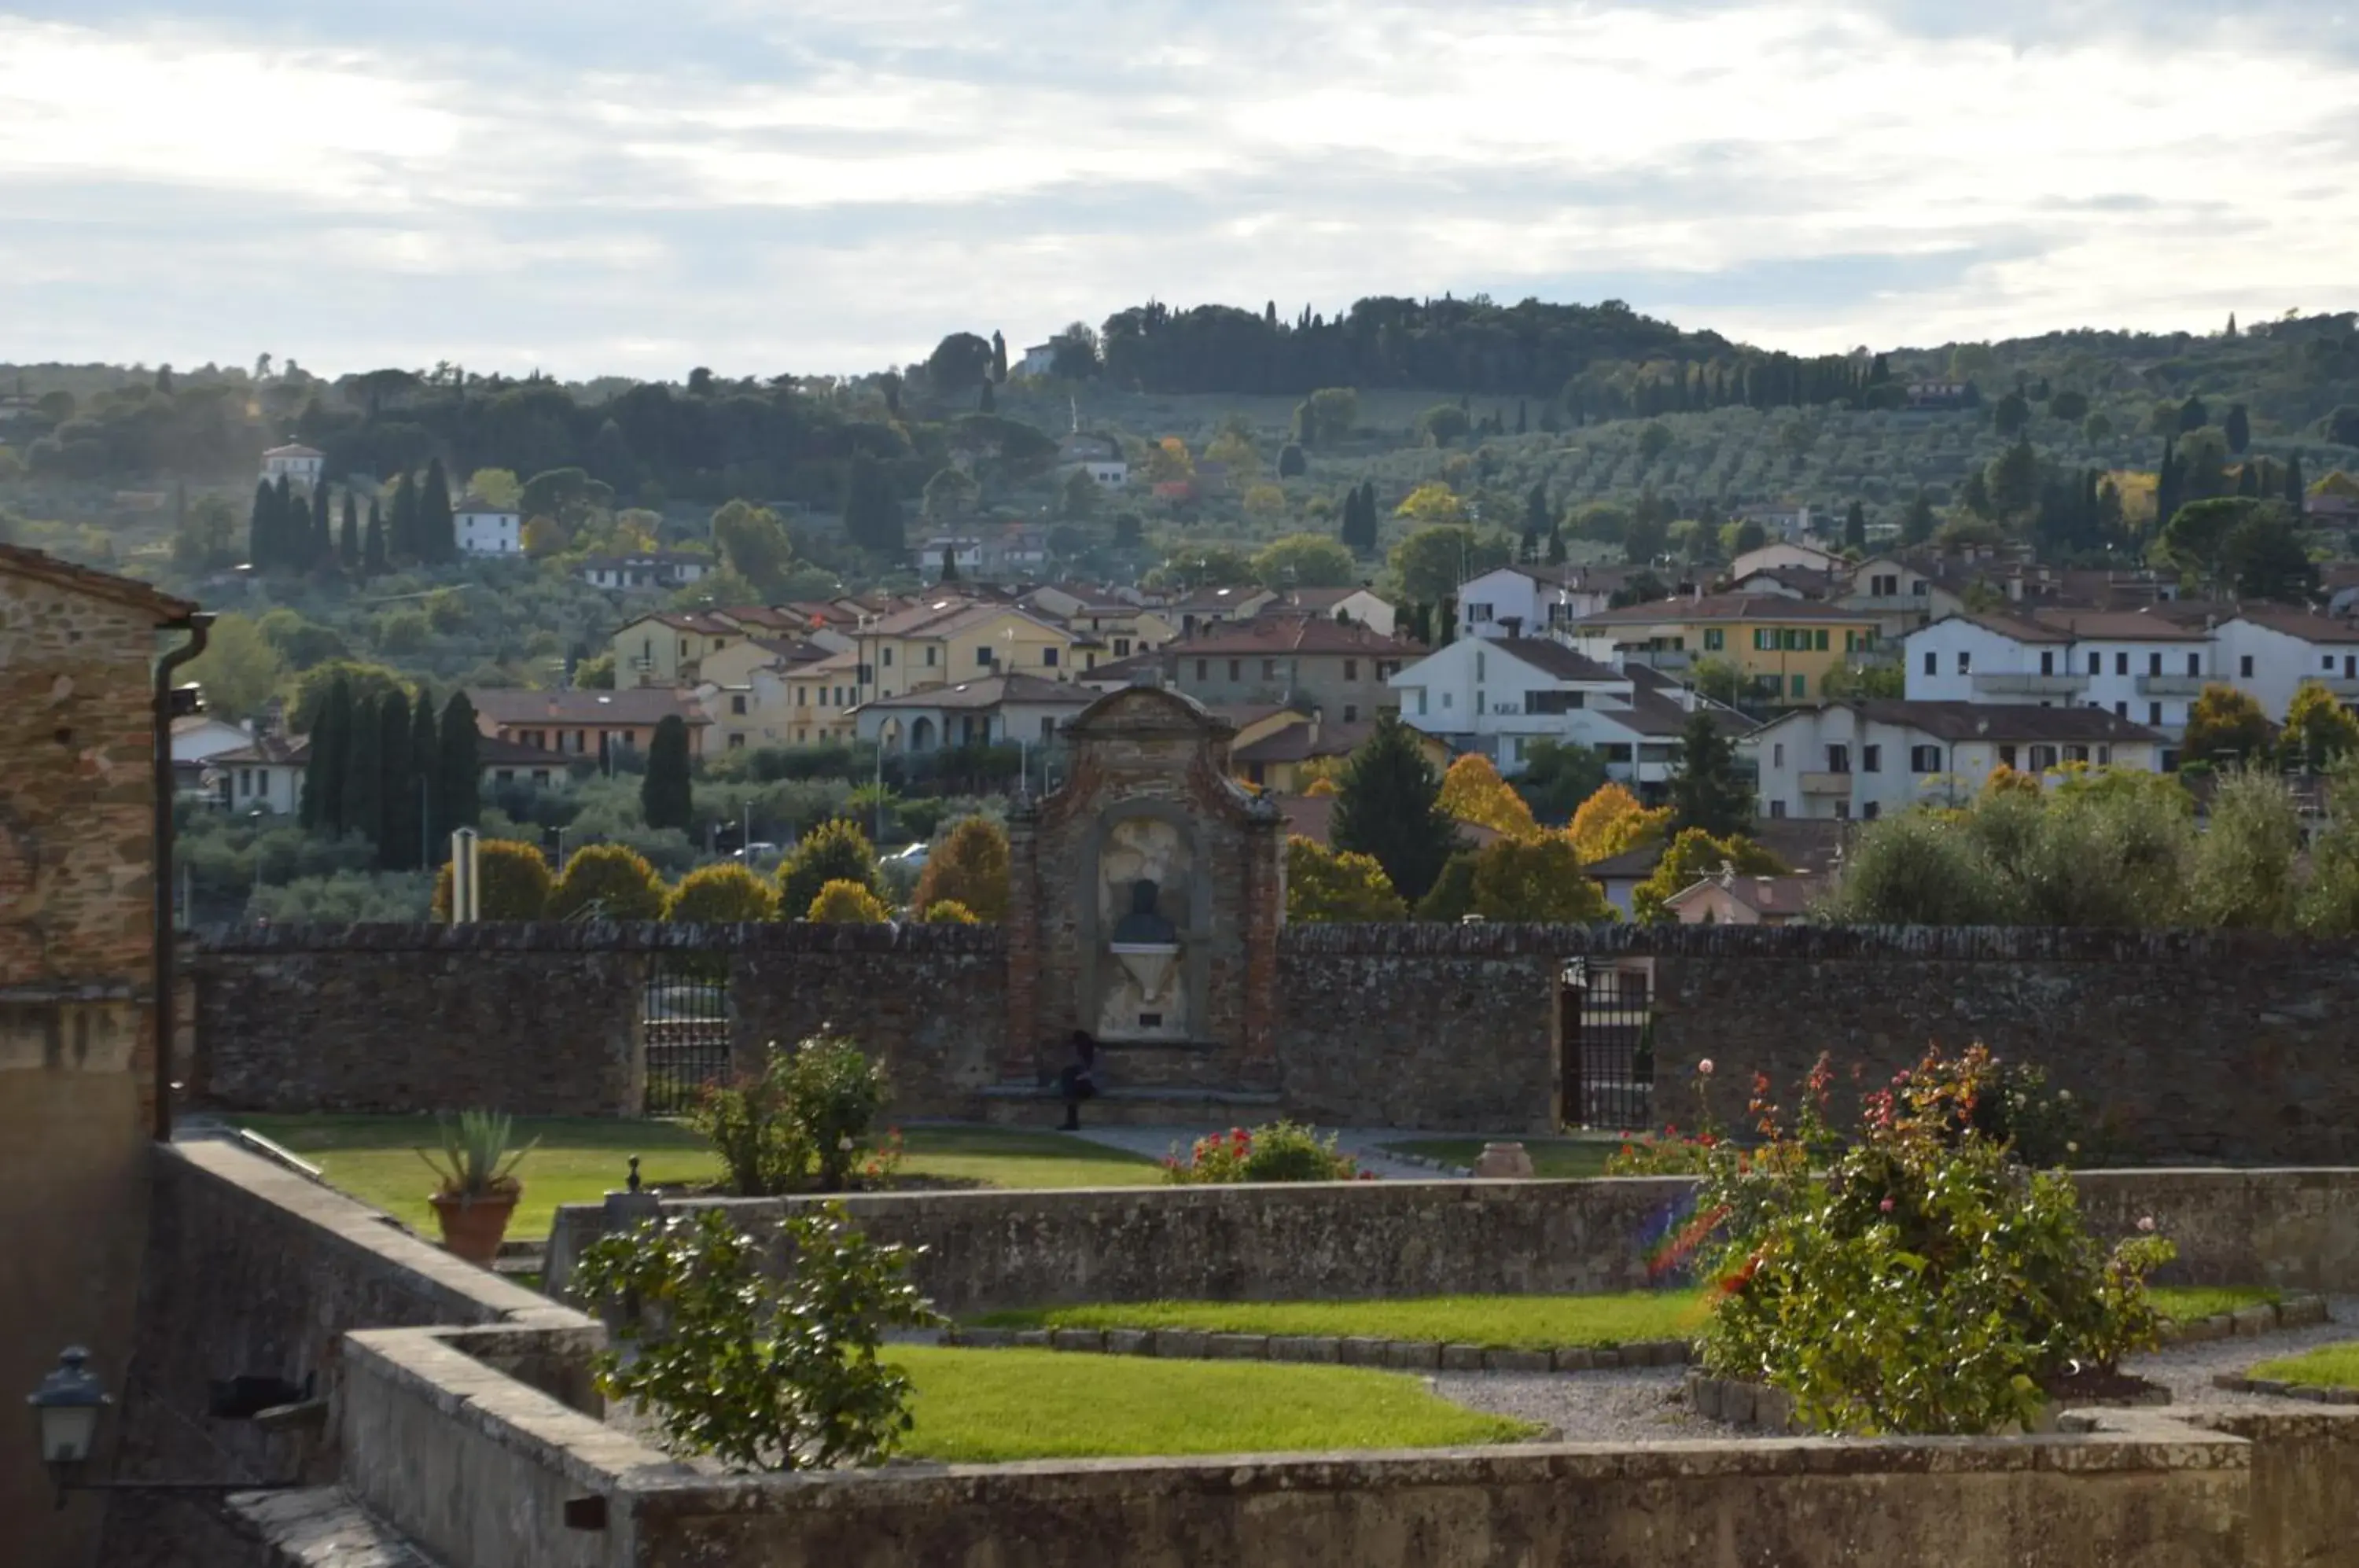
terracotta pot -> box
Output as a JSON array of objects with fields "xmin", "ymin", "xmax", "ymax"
[{"xmin": 429, "ymin": 1188, "xmax": 520, "ymax": 1266}]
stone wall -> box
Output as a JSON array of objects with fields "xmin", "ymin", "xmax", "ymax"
[
  {"xmin": 189, "ymin": 923, "xmax": 1006, "ymax": 1118},
  {"xmin": 545, "ymin": 1168, "xmax": 2359, "ymax": 1320}
]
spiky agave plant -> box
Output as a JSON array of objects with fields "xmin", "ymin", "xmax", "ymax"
[{"xmin": 418, "ymin": 1109, "xmax": 536, "ymax": 1202}]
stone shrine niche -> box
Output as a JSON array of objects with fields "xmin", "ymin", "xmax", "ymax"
[{"xmin": 1003, "ymin": 685, "xmax": 1284, "ymax": 1076}]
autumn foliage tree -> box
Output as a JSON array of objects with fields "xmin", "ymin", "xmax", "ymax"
[
  {"xmin": 1285, "ymin": 836, "xmax": 1408, "ymax": 922},
  {"xmin": 780, "ymin": 819, "xmax": 881, "ymax": 917},
  {"xmin": 1437, "ymin": 754, "xmax": 1543, "ymax": 841},
  {"xmin": 808, "ymin": 880, "xmax": 891, "ymax": 923},
  {"xmin": 1467, "ymin": 836, "xmax": 1613, "ymax": 922},
  {"xmin": 430, "ymin": 838, "xmax": 554, "ymax": 921},
  {"xmin": 664, "ymin": 863, "xmax": 782, "ymax": 923},
  {"xmin": 2280, "ymin": 680, "xmax": 2359, "ymax": 772},
  {"xmin": 2182, "ymin": 684, "xmax": 2275, "ymax": 767},
  {"xmin": 547, "ymin": 844, "xmax": 668, "ymax": 922},
  {"xmin": 911, "ymin": 817, "xmax": 1011, "ymax": 922},
  {"xmin": 1632, "ymin": 828, "xmax": 1788, "ymax": 924},
  {"xmin": 1569, "ymin": 782, "xmax": 1673, "ymax": 864}
]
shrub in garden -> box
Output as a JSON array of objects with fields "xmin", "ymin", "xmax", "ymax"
[
  {"xmin": 922, "ymin": 900, "xmax": 980, "ymax": 924},
  {"xmin": 664, "ymin": 862, "xmax": 781, "ymax": 923},
  {"xmin": 1164, "ymin": 1121, "xmax": 1364, "ymax": 1183},
  {"xmin": 911, "ymin": 816, "xmax": 1010, "ymax": 922},
  {"xmin": 546, "ymin": 843, "xmax": 668, "ymax": 922},
  {"xmin": 572, "ymin": 1205, "xmax": 938, "ymax": 1471},
  {"xmin": 778, "ymin": 819, "xmax": 881, "ymax": 916},
  {"xmin": 1691, "ymin": 1046, "xmax": 2175, "ymax": 1435},
  {"xmin": 690, "ymin": 1033, "xmax": 892, "ymax": 1195},
  {"xmin": 808, "ymin": 879, "xmax": 890, "ymax": 923},
  {"xmin": 430, "ymin": 837, "xmax": 552, "ymax": 920}
]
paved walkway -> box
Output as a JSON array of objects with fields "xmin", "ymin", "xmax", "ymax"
[{"xmin": 1065, "ymin": 1124, "xmax": 1464, "ymax": 1181}]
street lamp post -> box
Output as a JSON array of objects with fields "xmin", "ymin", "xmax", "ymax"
[{"xmin": 28, "ymin": 1347, "xmax": 299, "ymax": 1509}]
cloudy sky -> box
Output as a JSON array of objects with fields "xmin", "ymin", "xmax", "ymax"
[{"xmin": 4, "ymin": 1, "xmax": 2354, "ymax": 380}]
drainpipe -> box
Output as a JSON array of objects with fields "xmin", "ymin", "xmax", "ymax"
[{"xmin": 153, "ymin": 611, "xmax": 214, "ymax": 1142}]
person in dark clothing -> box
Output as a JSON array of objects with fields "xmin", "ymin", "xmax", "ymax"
[{"xmin": 1058, "ymin": 1029, "xmax": 1099, "ymax": 1131}]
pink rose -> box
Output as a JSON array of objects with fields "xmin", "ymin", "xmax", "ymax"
[
  {"xmin": 2137, "ymin": 1216, "xmax": 2156, "ymax": 1233},
  {"xmin": 1879, "ymin": 1197, "xmax": 1895, "ymax": 1213},
  {"xmin": 1697, "ymin": 1059, "xmax": 1715, "ymax": 1077}
]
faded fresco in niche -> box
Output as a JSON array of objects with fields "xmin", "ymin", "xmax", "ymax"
[{"xmin": 1096, "ymin": 816, "xmax": 1194, "ymax": 1040}]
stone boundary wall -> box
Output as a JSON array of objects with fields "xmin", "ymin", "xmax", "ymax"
[{"xmin": 543, "ymin": 1169, "xmax": 2359, "ymax": 1320}]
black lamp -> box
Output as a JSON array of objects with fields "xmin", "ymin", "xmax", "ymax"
[{"xmin": 25, "ymin": 1345, "xmax": 304, "ymax": 1507}]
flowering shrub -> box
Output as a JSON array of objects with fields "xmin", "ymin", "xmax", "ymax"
[
  {"xmin": 1608, "ymin": 1058, "xmax": 1722, "ymax": 1175},
  {"xmin": 691, "ymin": 1032, "xmax": 890, "ymax": 1195},
  {"xmin": 1163, "ymin": 1121, "xmax": 1365, "ymax": 1183},
  {"xmin": 1692, "ymin": 1046, "xmax": 2176, "ymax": 1435}
]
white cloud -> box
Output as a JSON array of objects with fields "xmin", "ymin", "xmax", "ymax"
[{"xmin": 0, "ymin": 2, "xmax": 2352, "ymax": 376}]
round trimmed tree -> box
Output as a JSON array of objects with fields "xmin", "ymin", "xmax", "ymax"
[
  {"xmin": 665, "ymin": 862, "xmax": 781, "ymax": 923},
  {"xmin": 910, "ymin": 816, "xmax": 1010, "ymax": 922},
  {"xmin": 808, "ymin": 879, "xmax": 889, "ymax": 924},
  {"xmin": 430, "ymin": 838, "xmax": 554, "ymax": 921},
  {"xmin": 778, "ymin": 819, "xmax": 881, "ymax": 917},
  {"xmin": 547, "ymin": 843, "xmax": 668, "ymax": 922}
]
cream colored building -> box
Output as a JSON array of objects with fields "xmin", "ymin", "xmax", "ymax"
[{"xmin": 850, "ymin": 600, "xmax": 1079, "ymax": 706}]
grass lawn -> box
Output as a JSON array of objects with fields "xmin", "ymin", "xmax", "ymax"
[
  {"xmin": 889, "ymin": 1347, "xmax": 1536, "ymax": 1461},
  {"xmin": 231, "ymin": 1115, "xmax": 1161, "ymax": 1240},
  {"xmin": 2249, "ymin": 1341, "xmax": 2359, "ymax": 1389},
  {"xmin": 1379, "ymin": 1139, "xmax": 1619, "ymax": 1179},
  {"xmin": 2148, "ymin": 1286, "xmax": 2279, "ymax": 1324},
  {"xmin": 979, "ymin": 1286, "xmax": 2281, "ymax": 1350},
  {"xmin": 977, "ymin": 1292, "xmax": 1712, "ymax": 1349}
]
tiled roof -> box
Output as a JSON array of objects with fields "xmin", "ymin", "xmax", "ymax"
[
  {"xmin": 0, "ymin": 543, "xmax": 199, "ymax": 620},
  {"xmin": 2224, "ymin": 605, "xmax": 2359, "ymax": 646},
  {"xmin": 855, "ymin": 674, "xmax": 1092, "ymax": 712},
  {"xmin": 1165, "ymin": 614, "xmax": 1423, "ymax": 657},
  {"xmin": 466, "ymin": 686, "xmax": 709, "ymax": 726},
  {"xmin": 1231, "ymin": 718, "xmax": 1376, "ymax": 764},
  {"xmin": 1574, "ymin": 593, "xmax": 1881, "ymax": 627},
  {"xmin": 2026, "ymin": 607, "xmax": 2210, "ymax": 642},
  {"xmin": 1665, "ymin": 871, "xmax": 1828, "ymax": 917},
  {"xmin": 1485, "ymin": 637, "xmax": 1621, "ymax": 683},
  {"xmin": 1846, "ymin": 700, "xmax": 2165, "ymax": 743}
]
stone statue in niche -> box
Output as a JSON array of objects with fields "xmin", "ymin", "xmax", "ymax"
[{"xmin": 1097, "ymin": 817, "xmax": 1193, "ymax": 1040}]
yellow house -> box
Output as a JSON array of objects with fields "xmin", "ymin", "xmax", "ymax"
[
  {"xmin": 851, "ymin": 600, "xmax": 1079, "ymax": 705},
  {"xmin": 613, "ymin": 611, "xmax": 746, "ymax": 687},
  {"xmin": 1570, "ymin": 593, "xmax": 1883, "ymax": 703}
]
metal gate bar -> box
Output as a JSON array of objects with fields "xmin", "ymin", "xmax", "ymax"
[{"xmin": 642, "ymin": 953, "xmax": 732, "ymax": 1116}]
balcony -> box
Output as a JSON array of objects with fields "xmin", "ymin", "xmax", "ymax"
[
  {"xmin": 2317, "ymin": 676, "xmax": 2359, "ymax": 700},
  {"xmin": 1971, "ymin": 672, "xmax": 2087, "ymax": 698},
  {"xmin": 1799, "ymin": 771, "xmax": 1853, "ymax": 797},
  {"xmin": 2135, "ymin": 674, "xmax": 2208, "ymax": 697}
]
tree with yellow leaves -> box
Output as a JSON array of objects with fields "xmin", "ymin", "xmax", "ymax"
[
  {"xmin": 1631, "ymin": 828, "xmax": 1788, "ymax": 924},
  {"xmin": 1438, "ymin": 753, "xmax": 1542, "ymax": 841},
  {"xmin": 1467, "ymin": 835, "xmax": 1614, "ymax": 922},
  {"xmin": 1394, "ymin": 482, "xmax": 1468, "ymax": 527},
  {"xmin": 1982, "ymin": 764, "xmax": 2043, "ymax": 798},
  {"xmin": 808, "ymin": 880, "xmax": 890, "ymax": 923},
  {"xmin": 1569, "ymin": 782, "xmax": 1672, "ymax": 864},
  {"xmin": 1285, "ymin": 836, "xmax": 1408, "ymax": 922}
]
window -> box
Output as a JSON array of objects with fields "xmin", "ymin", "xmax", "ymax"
[
  {"xmin": 2030, "ymin": 745, "xmax": 2058, "ymax": 771},
  {"xmin": 1863, "ymin": 744, "xmax": 1882, "ymax": 774},
  {"xmin": 1924, "ymin": 651, "xmax": 1938, "ymax": 677},
  {"xmin": 2065, "ymin": 745, "xmax": 2089, "ymax": 763},
  {"xmin": 2187, "ymin": 653, "xmax": 2200, "ymax": 676},
  {"xmin": 2115, "ymin": 652, "xmax": 2128, "ymax": 675},
  {"xmin": 730, "ymin": 694, "xmax": 748, "ymax": 715},
  {"xmin": 1755, "ymin": 628, "xmax": 1774, "ymax": 652},
  {"xmin": 679, "ymin": 639, "xmax": 689, "ymax": 657},
  {"xmin": 1872, "ymin": 574, "xmax": 1897, "ymax": 596},
  {"xmin": 1834, "ymin": 800, "xmax": 1850, "ymax": 820},
  {"xmin": 1195, "ymin": 660, "xmax": 1208, "ymax": 681},
  {"xmin": 1227, "ymin": 660, "xmax": 1242, "ymax": 681},
  {"xmin": 2115, "ymin": 701, "xmax": 2127, "ymax": 717},
  {"xmin": 2239, "ymin": 655, "xmax": 2254, "ymax": 678},
  {"xmin": 1467, "ymin": 602, "xmax": 1493, "ymax": 623},
  {"xmin": 1475, "ymin": 651, "xmax": 1487, "ymax": 681},
  {"xmin": 2328, "ymin": 656, "xmax": 2339, "ymax": 672},
  {"xmin": 1114, "ymin": 639, "xmax": 1131, "ymax": 657},
  {"xmin": 727, "ymin": 733, "xmax": 745, "ymax": 750},
  {"xmin": 1343, "ymin": 660, "xmax": 1358, "ymax": 681},
  {"xmin": 1343, "ymin": 704, "xmax": 1359, "ymax": 722},
  {"xmin": 1041, "ymin": 717, "xmax": 1058, "ymax": 741},
  {"xmin": 2148, "ymin": 652, "xmax": 2162, "ymax": 677},
  {"xmin": 1863, "ymin": 801, "xmax": 1880, "ymax": 820},
  {"xmin": 2098, "ymin": 745, "xmax": 2111, "ymax": 764},
  {"xmin": 2040, "ymin": 651, "xmax": 2055, "ymax": 675},
  {"xmin": 1910, "ymin": 745, "xmax": 1941, "ymax": 773},
  {"xmin": 1912, "ymin": 581, "xmax": 1928, "ymax": 597},
  {"xmin": 1827, "ymin": 745, "xmax": 1851, "ymax": 774},
  {"xmin": 1416, "ymin": 690, "xmax": 1428, "ymax": 716},
  {"xmin": 796, "ymin": 687, "xmax": 807, "ymax": 707},
  {"xmin": 2088, "ymin": 651, "xmax": 2101, "ymax": 675},
  {"xmin": 1790, "ymin": 674, "xmax": 1806, "ymax": 698},
  {"xmin": 1442, "ymin": 692, "xmax": 1453, "ymax": 709},
  {"xmin": 2149, "ymin": 703, "xmax": 2163, "ymax": 725},
  {"xmin": 1815, "ymin": 629, "xmax": 1831, "ymax": 652},
  {"xmin": 926, "ymin": 646, "xmax": 937, "ymax": 666},
  {"xmin": 1957, "ymin": 651, "xmax": 1971, "ymax": 675},
  {"xmin": 1772, "ymin": 742, "xmax": 1785, "ymax": 768},
  {"xmin": 883, "ymin": 647, "xmax": 895, "ymax": 667},
  {"xmin": 1999, "ymin": 745, "xmax": 2019, "ymax": 768},
  {"xmin": 1704, "ymin": 628, "xmax": 1725, "ymax": 651},
  {"xmin": 1769, "ymin": 800, "xmax": 1788, "ymax": 819},
  {"xmin": 1042, "ymin": 647, "xmax": 1059, "ymax": 668}
]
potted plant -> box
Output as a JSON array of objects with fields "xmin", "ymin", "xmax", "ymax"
[{"xmin": 418, "ymin": 1110, "xmax": 535, "ymax": 1265}]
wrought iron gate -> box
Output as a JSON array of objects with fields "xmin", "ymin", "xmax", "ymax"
[
  {"xmin": 642, "ymin": 952, "xmax": 732, "ymax": 1115},
  {"xmin": 1559, "ymin": 959, "xmax": 1655, "ymax": 1130}
]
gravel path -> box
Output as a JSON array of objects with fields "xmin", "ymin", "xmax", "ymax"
[{"xmin": 1432, "ymin": 1297, "xmax": 2359, "ymax": 1441}]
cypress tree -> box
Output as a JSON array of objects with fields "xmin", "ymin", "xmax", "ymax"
[
  {"xmin": 410, "ymin": 690, "xmax": 440, "ymax": 863},
  {"xmin": 421, "ymin": 458, "xmax": 456, "ymax": 562},
  {"xmin": 841, "ymin": 455, "xmax": 905, "ymax": 557},
  {"xmin": 1669, "ymin": 710, "xmax": 1752, "ymax": 839},
  {"xmin": 641, "ymin": 714, "xmax": 694, "ymax": 832},
  {"xmin": 344, "ymin": 694, "xmax": 384, "ymax": 851},
  {"xmin": 1331, "ymin": 714, "xmax": 1457, "ymax": 905},
  {"xmin": 248, "ymin": 479, "xmax": 276, "ymax": 567},
  {"xmin": 1545, "ymin": 521, "xmax": 1566, "ymax": 565},
  {"xmin": 339, "ymin": 491, "xmax": 359, "ymax": 569},
  {"xmin": 1523, "ymin": 481, "xmax": 1549, "ymax": 539},
  {"xmin": 2225, "ymin": 403, "xmax": 2251, "ymax": 455},
  {"xmin": 990, "ymin": 329, "xmax": 1008, "ymax": 382},
  {"xmin": 388, "ymin": 474, "xmax": 418, "ymax": 561},
  {"xmin": 2286, "ymin": 452, "xmax": 2307, "ymax": 512},
  {"xmin": 272, "ymin": 474, "xmax": 296, "ymax": 567},
  {"xmin": 377, "ymin": 690, "xmax": 415, "ymax": 871},
  {"xmin": 362, "ymin": 497, "xmax": 387, "ymax": 576},
  {"xmin": 310, "ymin": 479, "xmax": 331, "ymax": 567},
  {"xmin": 2157, "ymin": 438, "xmax": 2183, "ymax": 532},
  {"xmin": 1843, "ymin": 500, "xmax": 1868, "ymax": 551},
  {"xmin": 299, "ymin": 679, "xmax": 347, "ymax": 832},
  {"xmin": 436, "ymin": 692, "xmax": 483, "ymax": 832}
]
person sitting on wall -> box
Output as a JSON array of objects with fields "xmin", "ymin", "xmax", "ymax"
[{"xmin": 1058, "ymin": 1029, "xmax": 1100, "ymax": 1132}]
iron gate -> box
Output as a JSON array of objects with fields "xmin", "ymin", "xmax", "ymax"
[
  {"xmin": 642, "ymin": 952, "xmax": 732, "ymax": 1115},
  {"xmin": 1559, "ymin": 960, "xmax": 1655, "ymax": 1130}
]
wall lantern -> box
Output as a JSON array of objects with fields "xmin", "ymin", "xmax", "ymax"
[{"xmin": 26, "ymin": 1346, "xmax": 304, "ymax": 1509}]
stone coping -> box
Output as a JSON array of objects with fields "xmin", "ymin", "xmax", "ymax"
[{"xmin": 941, "ymin": 1324, "xmax": 1696, "ymax": 1373}]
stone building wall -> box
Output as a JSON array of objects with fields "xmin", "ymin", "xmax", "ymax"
[{"xmin": 0, "ymin": 549, "xmax": 197, "ymax": 1568}]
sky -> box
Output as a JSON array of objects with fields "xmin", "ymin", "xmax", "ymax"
[{"xmin": 3, "ymin": 0, "xmax": 2355, "ymax": 381}]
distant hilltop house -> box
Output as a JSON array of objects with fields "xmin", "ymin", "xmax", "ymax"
[
  {"xmin": 259, "ymin": 443, "xmax": 324, "ymax": 489},
  {"xmin": 1018, "ymin": 341, "xmax": 1058, "ymax": 377},
  {"xmin": 578, "ymin": 550, "xmax": 712, "ymax": 591},
  {"xmin": 1904, "ymin": 381, "xmax": 1975, "ymax": 410},
  {"xmin": 1058, "ymin": 431, "xmax": 1128, "ymax": 491},
  {"xmin": 455, "ymin": 493, "xmax": 521, "ymax": 556}
]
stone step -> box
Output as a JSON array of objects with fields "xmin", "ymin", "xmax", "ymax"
[{"xmin": 981, "ymin": 1084, "xmax": 1282, "ymax": 1130}]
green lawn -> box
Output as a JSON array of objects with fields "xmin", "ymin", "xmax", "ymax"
[
  {"xmin": 1379, "ymin": 1139, "xmax": 1619, "ymax": 1179},
  {"xmin": 2249, "ymin": 1342, "xmax": 2359, "ymax": 1389},
  {"xmin": 231, "ymin": 1116, "xmax": 1161, "ymax": 1239},
  {"xmin": 2149, "ymin": 1286, "xmax": 2279, "ymax": 1325},
  {"xmin": 978, "ymin": 1286, "xmax": 2280, "ymax": 1351},
  {"xmin": 977, "ymin": 1292, "xmax": 1712, "ymax": 1349},
  {"xmin": 889, "ymin": 1347, "xmax": 1536, "ymax": 1461}
]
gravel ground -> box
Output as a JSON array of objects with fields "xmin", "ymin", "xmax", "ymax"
[{"xmin": 1433, "ymin": 1297, "xmax": 2359, "ymax": 1441}]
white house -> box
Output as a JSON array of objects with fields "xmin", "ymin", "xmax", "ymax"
[
  {"xmin": 1837, "ymin": 554, "xmax": 1963, "ymax": 639},
  {"xmin": 920, "ymin": 537, "xmax": 986, "ymax": 579},
  {"xmin": 848, "ymin": 672, "xmax": 1096, "ymax": 755},
  {"xmin": 579, "ymin": 551, "xmax": 712, "ymax": 591},
  {"xmin": 1744, "ymin": 701, "xmax": 2167, "ymax": 822},
  {"xmin": 1275, "ymin": 586, "xmax": 1397, "ymax": 636},
  {"xmin": 1018, "ymin": 342, "xmax": 1058, "ymax": 378},
  {"xmin": 455, "ymin": 495, "xmax": 522, "ymax": 556},
  {"xmin": 1455, "ymin": 564, "xmax": 1623, "ymax": 641},
  {"xmin": 259, "ymin": 443, "xmax": 324, "ymax": 490},
  {"xmin": 1389, "ymin": 637, "xmax": 1751, "ymax": 793},
  {"xmin": 205, "ymin": 735, "xmax": 307, "ymax": 815},
  {"xmin": 1903, "ymin": 609, "xmax": 2214, "ymax": 735},
  {"xmin": 2210, "ymin": 607, "xmax": 2359, "ymax": 720}
]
